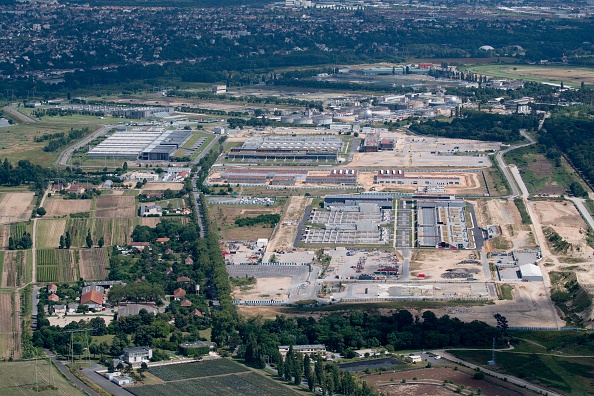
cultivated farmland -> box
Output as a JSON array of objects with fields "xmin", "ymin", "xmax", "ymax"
[
  {"xmin": 35, "ymin": 219, "xmax": 67, "ymax": 248},
  {"xmin": 96, "ymin": 206, "xmax": 136, "ymax": 218},
  {"xmin": 131, "ymin": 360, "xmax": 302, "ymax": 396},
  {"xmin": 65, "ymin": 218, "xmax": 91, "ymax": 247},
  {"xmin": 79, "ymin": 248, "xmax": 109, "ymax": 280},
  {"xmin": 9, "ymin": 222, "xmax": 32, "ymax": 239},
  {"xmin": 96, "ymin": 195, "xmax": 135, "ymax": 209},
  {"xmin": 149, "ymin": 359, "xmax": 249, "ymax": 381},
  {"xmin": 44, "ymin": 199, "xmax": 92, "ymax": 216},
  {"xmin": 36, "ymin": 249, "xmax": 77, "ymax": 283},
  {"xmin": 0, "ymin": 192, "xmax": 35, "ymax": 224},
  {"xmin": 0, "ymin": 360, "xmax": 85, "ymax": 396},
  {"xmin": 0, "ymin": 251, "xmax": 29, "ymax": 287},
  {"xmin": 0, "ymin": 292, "xmax": 21, "ymax": 360}
]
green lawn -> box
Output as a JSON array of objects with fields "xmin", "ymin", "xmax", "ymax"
[
  {"xmin": 463, "ymin": 64, "xmax": 594, "ymax": 88},
  {"xmin": 0, "ymin": 360, "xmax": 85, "ymax": 396}
]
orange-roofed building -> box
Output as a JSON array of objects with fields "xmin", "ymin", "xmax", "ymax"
[
  {"xmin": 81, "ymin": 290, "xmax": 104, "ymax": 309},
  {"xmin": 156, "ymin": 237, "xmax": 170, "ymax": 243},
  {"xmin": 47, "ymin": 284, "xmax": 58, "ymax": 294},
  {"xmin": 48, "ymin": 294, "xmax": 59, "ymax": 302},
  {"xmin": 177, "ymin": 276, "xmax": 191, "ymax": 283},
  {"xmin": 173, "ymin": 288, "xmax": 186, "ymax": 300},
  {"xmin": 180, "ymin": 299, "xmax": 192, "ymax": 307}
]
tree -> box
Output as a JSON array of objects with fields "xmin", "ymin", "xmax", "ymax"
[
  {"xmin": 98, "ymin": 236, "xmax": 104, "ymax": 248},
  {"xmin": 8, "ymin": 237, "xmax": 14, "ymax": 250},
  {"xmin": 59, "ymin": 235, "xmax": 65, "ymax": 249},
  {"xmin": 123, "ymin": 161, "xmax": 128, "ymax": 171},
  {"xmin": 36, "ymin": 207, "xmax": 46, "ymax": 216},
  {"xmin": 65, "ymin": 231, "xmax": 71, "ymax": 249},
  {"xmin": 494, "ymin": 313, "xmax": 508, "ymax": 334},
  {"xmin": 86, "ymin": 229, "xmax": 93, "ymax": 248}
]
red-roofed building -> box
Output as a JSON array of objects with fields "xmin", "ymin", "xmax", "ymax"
[
  {"xmin": 173, "ymin": 288, "xmax": 186, "ymax": 300},
  {"xmin": 48, "ymin": 284, "xmax": 58, "ymax": 294},
  {"xmin": 185, "ymin": 256, "xmax": 194, "ymax": 265},
  {"xmin": 81, "ymin": 290, "xmax": 104, "ymax": 309},
  {"xmin": 177, "ymin": 276, "xmax": 191, "ymax": 283},
  {"xmin": 180, "ymin": 299, "xmax": 192, "ymax": 307},
  {"xmin": 192, "ymin": 309, "xmax": 203, "ymax": 317},
  {"xmin": 156, "ymin": 237, "xmax": 170, "ymax": 243},
  {"xmin": 48, "ymin": 294, "xmax": 59, "ymax": 302}
]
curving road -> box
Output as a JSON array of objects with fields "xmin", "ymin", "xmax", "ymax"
[{"xmin": 57, "ymin": 124, "xmax": 112, "ymax": 167}]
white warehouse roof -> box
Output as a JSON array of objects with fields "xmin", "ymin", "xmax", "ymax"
[{"xmin": 520, "ymin": 264, "xmax": 542, "ymax": 278}]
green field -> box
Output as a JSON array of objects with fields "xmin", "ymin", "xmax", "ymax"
[
  {"xmin": 0, "ymin": 359, "xmax": 85, "ymax": 396},
  {"xmin": 464, "ymin": 64, "xmax": 594, "ymax": 88},
  {"xmin": 65, "ymin": 218, "xmax": 92, "ymax": 247},
  {"xmin": 504, "ymin": 146, "xmax": 587, "ymax": 195},
  {"xmin": 36, "ymin": 249, "xmax": 77, "ymax": 283},
  {"xmin": 449, "ymin": 349, "xmax": 594, "ymax": 395},
  {"xmin": 130, "ymin": 360, "xmax": 303, "ymax": 396},
  {"xmin": 9, "ymin": 222, "xmax": 32, "ymax": 239}
]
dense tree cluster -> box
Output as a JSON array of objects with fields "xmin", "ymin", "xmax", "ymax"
[
  {"xmin": 234, "ymin": 213, "xmax": 280, "ymax": 227},
  {"xmin": 410, "ymin": 110, "xmax": 538, "ymax": 142}
]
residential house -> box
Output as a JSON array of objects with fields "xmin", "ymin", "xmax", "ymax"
[
  {"xmin": 130, "ymin": 242, "xmax": 151, "ymax": 250},
  {"xmin": 184, "ymin": 256, "xmax": 194, "ymax": 265},
  {"xmin": 156, "ymin": 237, "xmax": 170, "ymax": 243},
  {"xmin": 117, "ymin": 303, "xmax": 159, "ymax": 318},
  {"xmin": 139, "ymin": 204, "xmax": 162, "ymax": 217},
  {"xmin": 48, "ymin": 294, "xmax": 60, "ymax": 302},
  {"xmin": 180, "ymin": 299, "xmax": 192, "ymax": 307},
  {"xmin": 47, "ymin": 284, "xmax": 58, "ymax": 294},
  {"xmin": 67, "ymin": 303, "xmax": 79, "ymax": 313},
  {"xmin": 53, "ymin": 304, "xmax": 66, "ymax": 315},
  {"xmin": 173, "ymin": 288, "xmax": 186, "ymax": 300},
  {"xmin": 177, "ymin": 276, "xmax": 191, "ymax": 283},
  {"xmin": 278, "ymin": 344, "xmax": 326, "ymax": 357},
  {"xmin": 122, "ymin": 347, "xmax": 152, "ymax": 368}
]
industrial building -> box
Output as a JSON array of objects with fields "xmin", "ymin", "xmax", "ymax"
[
  {"xmin": 300, "ymin": 196, "xmax": 393, "ymax": 245},
  {"xmin": 496, "ymin": 250, "xmax": 543, "ymax": 281},
  {"xmin": 227, "ymin": 136, "xmax": 344, "ymax": 161},
  {"xmin": 111, "ymin": 106, "xmax": 174, "ymax": 118},
  {"xmin": 416, "ymin": 199, "xmax": 470, "ymax": 249},
  {"xmin": 324, "ymin": 194, "xmax": 393, "ymax": 210},
  {"xmin": 219, "ymin": 169, "xmax": 308, "ymax": 185},
  {"xmin": 305, "ymin": 169, "xmax": 358, "ymax": 186},
  {"xmin": 360, "ymin": 132, "xmax": 395, "ymax": 152},
  {"xmin": 88, "ymin": 129, "xmax": 192, "ymax": 161},
  {"xmin": 374, "ymin": 170, "xmax": 461, "ymax": 186}
]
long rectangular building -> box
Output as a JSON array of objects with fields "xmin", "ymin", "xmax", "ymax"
[
  {"xmin": 228, "ymin": 136, "xmax": 344, "ymax": 160},
  {"xmin": 88, "ymin": 129, "xmax": 191, "ymax": 161},
  {"xmin": 374, "ymin": 170, "xmax": 461, "ymax": 186}
]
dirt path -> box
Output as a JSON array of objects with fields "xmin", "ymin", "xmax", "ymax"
[{"xmin": 266, "ymin": 196, "xmax": 310, "ymax": 252}]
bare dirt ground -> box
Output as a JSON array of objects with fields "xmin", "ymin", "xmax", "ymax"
[
  {"xmin": 473, "ymin": 199, "xmax": 535, "ymax": 251},
  {"xmin": 96, "ymin": 207, "xmax": 136, "ymax": 218},
  {"xmin": 142, "ymin": 182, "xmax": 184, "ymax": 191},
  {"xmin": 0, "ymin": 225, "xmax": 7, "ymax": 248},
  {"xmin": 141, "ymin": 217, "xmax": 162, "ymax": 227},
  {"xmin": 221, "ymin": 226, "xmax": 276, "ymax": 241},
  {"xmin": 47, "ymin": 314, "xmax": 114, "ymax": 327},
  {"xmin": 357, "ymin": 171, "xmax": 483, "ymax": 194},
  {"xmin": 409, "ymin": 250, "xmax": 485, "ymax": 281},
  {"xmin": 232, "ymin": 277, "xmax": 292, "ymax": 300},
  {"xmin": 266, "ymin": 196, "xmax": 310, "ymax": 252},
  {"xmin": 531, "ymin": 200, "xmax": 593, "ymax": 258},
  {"xmin": 44, "ymin": 198, "xmax": 91, "ymax": 216},
  {"xmin": 96, "ymin": 195, "xmax": 135, "ymax": 209},
  {"xmin": 0, "ymin": 192, "xmax": 35, "ymax": 224}
]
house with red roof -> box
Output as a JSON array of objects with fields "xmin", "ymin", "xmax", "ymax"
[{"xmin": 173, "ymin": 288, "xmax": 186, "ymax": 300}]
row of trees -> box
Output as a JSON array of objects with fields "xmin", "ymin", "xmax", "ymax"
[{"xmin": 234, "ymin": 213, "xmax": 280, "ymax": 227}]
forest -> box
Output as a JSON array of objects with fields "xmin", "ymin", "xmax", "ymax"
[{"xmin": 409, "ymin": 110, "xmax": 539, "ymax": 142}]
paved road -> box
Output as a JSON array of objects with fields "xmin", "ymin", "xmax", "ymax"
[
  {"xmin": 3, "ymin": 103, "xmax": 38, "ymax": 123},
  {"xmin": 45, "ymin": 350, "xmax": 100, "ymax": 396},
  {"xmin": 568, "ymin": 197, "xmax": 594, "ymax": 230},
  {"xmin": 57, "ymin": 124, "xmax": 112, "ymax": 166},
  {"xmin": 81, "ymin": 364, "xmax": 134, "ymax": 396}
]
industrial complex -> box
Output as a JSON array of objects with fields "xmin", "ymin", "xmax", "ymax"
[
  {"xmin": 227, "ymin": 135, "xmax": 344, "ymax": 161},
  {"xmin": 88, "ymin": 128, "xmax": 192, "ymax": 160}
]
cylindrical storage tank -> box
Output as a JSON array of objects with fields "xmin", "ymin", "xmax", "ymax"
[
  {"xmin": 294, "ymin": 117, "xmax": 314, "ymax": 125},
  {"xmin": 280, "ymin": 116, "xmax": 295, "ymax": 123}
]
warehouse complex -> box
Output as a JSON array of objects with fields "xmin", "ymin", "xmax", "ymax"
[
  {"xmin": 227, "ymin": 136, "xmax": 344, "ymax": 161},
  {"xmin": 299, "ymin": 195, "xmax": 393, "ymax": 245},
  {"xmin": 374, "ymin": 170, "xmax": 461, "ymax": 186},
  {"xmin": 416, "ymin": 199, "xmax": 470, "ymax": 249},
  {"xmin": 88, "ymin": 129, "xmax": 192, "ymax": 160}
]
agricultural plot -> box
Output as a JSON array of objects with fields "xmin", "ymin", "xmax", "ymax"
[
  {"xmin": 112, "ymin": 218, "xmax": 138, "ymax": 245},
  {"xmin": 35, "ymin": 219, "xmax": 66, "ymax": 248},
  {"xmin": 79, "ymin": 248, "xmax": 109, "ymax": 280},
  {"xmin": 36, "ymin": 249, "xmax": 77, "ymax": 283},
  {"xmin": 0, "ymin": 192, "xmax": 35, "ymax": 224},
  {"xmin": 154, "ymin": 198, "xmax": 186, "ymax": 208},
  {"xmin": 9, "ymin": 222, "xmax": 32, "ymax": 239},
  {"xmin": 44, "ymin": 199, "xmax": 92, "ymax": 216},
  {"xmin": 0, "ymin": 360, "xmax": 85, "ymax": 396},
  {"xmin": 65, "ymin": 218, "xmax": 92, "ymax": 247},
  {"xmin": 96, "ymin": 195, "xmax": 135, "ymax": 209},
  {"xmin": 148, "ymin": 359, "xmax": 249, "ymax": 381},
  {"xmin": 132, "ymin": 362, "xmax": 301, "ymax": 396},
  {"xmin": 0, "ymin": 292, "xmax": 21, "ymax": 360},
  {"xmin": 96, "ymin": 206, "xmax": 136, "ymax": 218},
  {"xmin": 0, "ymin": 251, "xmax": 29, "ymax": 287},
  {"xmin": 92, "ymin": 218, "xmax": 114, "ymax": 246}
]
